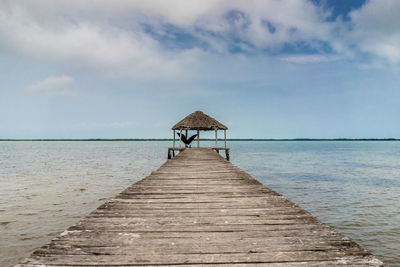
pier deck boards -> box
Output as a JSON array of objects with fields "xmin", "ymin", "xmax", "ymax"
[{"xmin": 18, "ymin": 148, "xmax": 383, "ymax": 266}]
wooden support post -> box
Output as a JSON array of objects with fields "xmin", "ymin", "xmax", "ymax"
[
  {"xmin": 197, "ymin": 129, "xmax": 200, "ymax": 148},
  {"xmin": 173, "ymin": 130, "xmax": 175, "ymax": 148},
  {"xmin": 215, "ymin": 129, "xmax": 218, "ymax": 148},
  {"xmin": 179, "ymin": 129, "xmax": 182, "ymax": 148},
  {"xmin": 224, "ymin": 129, "xmax": 227, "ymax": 148},
  {"xmin": 185, "ymin": 129, "xmax": 188, "ymax": 148}
]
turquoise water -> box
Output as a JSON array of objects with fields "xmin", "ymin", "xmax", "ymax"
[{"xmin": 0, "ymin": 141, "xmax": 399, "ymax": 266}]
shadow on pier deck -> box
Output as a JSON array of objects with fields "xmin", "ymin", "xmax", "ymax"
[{"xmin": 17, "ymin": 148, "xmax": 383, "ymax": 266}]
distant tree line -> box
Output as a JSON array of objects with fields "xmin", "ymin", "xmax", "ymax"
[{"xmin": 0, "ymin": 138, "xmax": 398, "ymax": 141}]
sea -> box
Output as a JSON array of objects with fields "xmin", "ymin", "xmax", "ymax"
[{"xmin": 0, "ymin": 141, "xmax": 399, "ymax": 266}]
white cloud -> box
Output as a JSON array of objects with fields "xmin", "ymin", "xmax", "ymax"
[
  {"xmin": 280, "ymin": 54, "xmax": 342, "ymax": 64},
  {"xmin": 0, "ymin": 10, "xmax": 181, "ymax": 76},
  {"xmin": 26, "ymin": 75, "xmax": 76, "ymax": 96},
  {"xmin": 0, "ymin": 0, "xmax": 336, "ymax": 72},
  {"xmin": 348, "ymin": 0, "xmax": 400, "ymax": 64},
  {"xmin": 0, "ymin": 0, "xmax": 399, "ymax": 73}
]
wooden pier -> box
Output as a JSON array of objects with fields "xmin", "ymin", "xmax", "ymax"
[
  {"xmin": 18, "ymin": 148, "xmax": 383, "ymax": 266},
  {"xmin": 168, "ymin": 147, "xmax": 230, "ymax": 160}
]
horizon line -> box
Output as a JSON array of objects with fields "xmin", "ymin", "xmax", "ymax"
[{"xmin": 0, "ymin": 138, "xmax": 399, "ymax": 141}]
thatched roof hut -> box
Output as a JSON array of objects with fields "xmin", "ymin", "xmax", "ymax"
[
  {"xmin": 169, "ymin": 110, "xmax": 229, "ymax": 160},
  {"xmin": 172, "ymin": 111, "xmax": 228, "ymax": 130}
]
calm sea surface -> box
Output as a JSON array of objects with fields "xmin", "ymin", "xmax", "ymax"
[{"xmin": 0, "ymin": 141, "xmax": 399, "ymax": 266}]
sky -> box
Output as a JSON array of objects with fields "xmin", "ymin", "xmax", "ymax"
[{"xmin": 0, "ymin": 0, "xmax": 399, "ymax": 139}]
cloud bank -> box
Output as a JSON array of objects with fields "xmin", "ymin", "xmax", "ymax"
[
  {"xmin": 348, "ymin": 0, "xmax": 400, "ymax": 64},
  {"xmin": 1, "ymin": 0, "xmax": 399, "ymax": 78}
]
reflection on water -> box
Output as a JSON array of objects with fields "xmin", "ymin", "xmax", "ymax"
[{"xmin": 1, "ymin": 141, "xmax": 399, "ymax": 266}]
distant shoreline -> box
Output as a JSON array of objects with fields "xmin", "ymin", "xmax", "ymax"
[{"xmin": 1, "ymin": 138, "xmax": 398, "ymax": 141}]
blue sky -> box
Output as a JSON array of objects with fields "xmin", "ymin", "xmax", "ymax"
[{"xmin": 0, "ymin": 0, "xmax": 399, "ymax": 138}]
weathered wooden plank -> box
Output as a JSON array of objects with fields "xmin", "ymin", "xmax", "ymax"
[
  {"xmin": 51, "ymin": 234, "xmax": 354, "ymax": 247},
  {"xmin": 91, "ymin": 209, "xmax": 311, "ymax": 216},
  {"xmin": 19, "ymin": 251, "xmax": 376, "ymax": 265},
  {"xmin": 32, "ymin": 243, "xmax": 366, "ymax": 257},
  {"xmin": 55, "ymin": 229, "xmax": 344, "ymax": 241},
  {"xmin": 77, "ymin": 216, "xmax": 322, "ymax": 226},
  {"xmin": 17, "ymin": 148, "xmax": 383, "ymax": 266},
  {"xmin": 15, "ymin": 257, "xmax": 383, "ymax": 267}
]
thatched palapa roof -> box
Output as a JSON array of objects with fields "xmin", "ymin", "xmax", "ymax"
[{"xmin": 172, "ymin": 111, "xmax": 228, "ymax": 130}]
